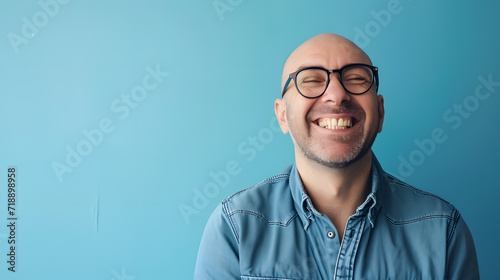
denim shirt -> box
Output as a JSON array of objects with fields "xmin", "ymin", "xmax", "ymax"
[{"xmin": 194, "ymin": 156, "xmax": 479, "ymax": 279}]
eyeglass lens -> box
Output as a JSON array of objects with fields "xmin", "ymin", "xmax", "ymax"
[{"xmin": 296, "ymin": 65, "xmax": 374, "ymax": 97}]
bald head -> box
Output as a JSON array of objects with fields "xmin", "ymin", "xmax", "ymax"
[{"xmin": 282, "ymin": 33, "xmax": 372, "ymax": 92}]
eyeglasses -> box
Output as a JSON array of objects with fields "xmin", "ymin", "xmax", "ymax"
[{"xmin": 281, "ymin": 63, "xmax": 379, "ymax": 98}]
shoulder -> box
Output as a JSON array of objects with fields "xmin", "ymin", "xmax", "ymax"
[
  {"xmin": 220, "ymin": 166, "xmax": 297, "ymax": 227},
  {"xmin": 379, "ymin": 172, "xmax": 460, "ymax": 225}
]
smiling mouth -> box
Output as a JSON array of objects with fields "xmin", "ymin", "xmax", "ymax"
[{"xmin": 316, "ymin": 117, "xmax": 354, "ymax": 130}]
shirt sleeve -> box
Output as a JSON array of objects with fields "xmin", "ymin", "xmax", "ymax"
[
  {"xmin": 446, "ymin": 215, "xmax": 480, "ymax": 279},
  {"xmin": 194, "ymin": 203, "xmax": 240, "ymax": 279}
]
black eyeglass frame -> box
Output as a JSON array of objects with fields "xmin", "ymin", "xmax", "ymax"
[{"xmin": 281, "ymin": 63, "xmax": 379, "ymax": 98}]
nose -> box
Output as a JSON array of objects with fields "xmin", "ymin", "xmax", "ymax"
[{"xmin": 320, "ymin": 74, "xmax": 351, "ymax": 105}]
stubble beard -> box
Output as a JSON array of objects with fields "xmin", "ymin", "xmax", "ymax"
[{"xmin": 287, "ymin": 103, "xmax": 379, "ymax": 169}]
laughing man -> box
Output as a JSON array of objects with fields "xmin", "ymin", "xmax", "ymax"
[{"xmin": 195, "ymin": 33, "xmax": 479, "ymax": 279}]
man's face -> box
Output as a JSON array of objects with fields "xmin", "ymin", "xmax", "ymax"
[{"xmin": 275, "ymin": 34, "xmax": 385, "ymax": 168}]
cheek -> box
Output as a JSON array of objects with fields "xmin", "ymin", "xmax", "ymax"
[
  {"xmin": 361, "ymin": 99, "xmax": 380, "ymax": 128},
  {"xmin": 287, "ymin": 101, "xmax": 310, "ymax": 123}
]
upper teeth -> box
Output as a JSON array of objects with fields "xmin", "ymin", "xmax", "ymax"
[{"xmin": 318, "ymin": 117, "xmax": 352, "ymax": 130}]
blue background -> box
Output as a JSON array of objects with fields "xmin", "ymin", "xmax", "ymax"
[{"xmin": 1, "ymin": 0, "xmax": 498, "ymax": 279}]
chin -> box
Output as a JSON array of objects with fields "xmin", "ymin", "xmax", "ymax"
[{"xmin": 308, "ymin": 144, "xmax": 371, "ymax": 169}]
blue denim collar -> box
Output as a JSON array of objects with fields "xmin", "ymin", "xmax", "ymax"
[{"xmin": 290, "ymin": 153, "xmax": 385, "ymax": 230}]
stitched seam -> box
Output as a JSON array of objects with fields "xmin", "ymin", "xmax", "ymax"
[
  {"xmin": 446, "ymin": 208, "xmax": 460, "ymax": 245},
  {"xmin": 385, "ymin": 173, "xmax": 453, "ymax": 206},
  {"xmin": 381, "ymin": 208, "xmax": 453, "ymax": 225},
  {"xmin": 228, "ymin": 210, "xmax": 298, "ymax": 227},
  {"xmin": 241, "ymin": 276, "xmax": 300, "ymax": 280},
  {"xmin": 223, "ymin": 200, "xmax": 240, "ymax": 244},
  {"xmin": 225, "ymin": 174, "xmax": 290, "ymax": 201}
]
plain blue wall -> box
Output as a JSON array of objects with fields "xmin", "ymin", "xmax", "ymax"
[{"xmin": 1, "ymin": 0, "xmax": 498, "ymax": 279}]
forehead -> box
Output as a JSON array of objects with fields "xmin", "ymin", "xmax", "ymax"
[{"xmin": 284, "ymin": 35, "xmax": 372, "ymax": 75}]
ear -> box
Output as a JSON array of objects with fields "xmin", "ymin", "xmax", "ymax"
[
  {"xmin": 274, "ymin": 98, "xmax": 289, "ymax": 134},
  {"xmin": 377, "ymin": 94, "xmax": 385, "ymax": 133}
]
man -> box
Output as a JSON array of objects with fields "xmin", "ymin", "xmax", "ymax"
[{"xmin": 194, "ymin": 33, "xmax": 479, "ymax": 279}]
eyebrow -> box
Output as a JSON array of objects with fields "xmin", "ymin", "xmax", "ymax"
[
  {"xmin": 293, "ymin": 62, "xmax": 372, "ymax": 72},
  {"xmin": 294, "ymin": 64, "xmax": 324, "ymax": 71}
]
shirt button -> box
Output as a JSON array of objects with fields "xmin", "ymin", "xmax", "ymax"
[{"xmin": 327, "ymin": 231, "xmax": 335, "ymax": 239}]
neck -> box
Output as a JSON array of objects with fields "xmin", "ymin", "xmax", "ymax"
[
  {"xmin": 296, "ymin": 151, "xmax": 373, "ymax": 200},
  {"xmin": 295, "ymin": 151, "xmax": 373, "ymax": 239}
]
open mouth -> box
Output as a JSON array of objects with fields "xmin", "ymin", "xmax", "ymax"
[{"xmin": 315, "ymin": 117, "xmax": 356, "ymax": 130}]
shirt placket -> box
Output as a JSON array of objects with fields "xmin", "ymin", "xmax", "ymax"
[{"xmin": 333, "ymin": 215, "xmax": 366, "ymax": 280}]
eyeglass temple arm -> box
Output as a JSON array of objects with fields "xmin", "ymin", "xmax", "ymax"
[{"xmin": 281, "ymin": 77, "xmax": 293, "ymax": 97}]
